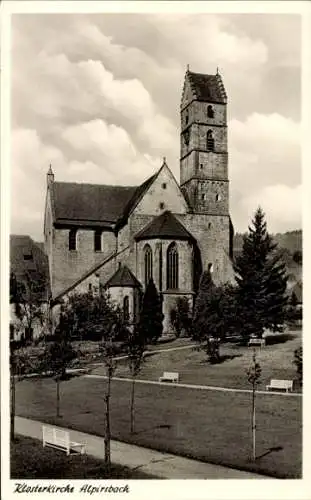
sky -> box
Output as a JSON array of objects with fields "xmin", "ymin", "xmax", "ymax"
[{"xmin": 10, "ymin": 12, "xmax": 301, "ymax": 241}]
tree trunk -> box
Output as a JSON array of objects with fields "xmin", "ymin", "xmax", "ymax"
[
  {"xmin": 130, "ymin": 377, "xmax": 135, "ymax": 434},
  {"xmin": 56, "ymin": 378, "xmax": 60, "ymax": 417},
  {"xmin": 10, "ymin": 374, "xmax": 16, "ymax": 441},
  {"xmin": 104, "ymin": 374, "xmax": 111, "ymax": 471},
  {"xmin": 251, "ymin": 385, "xmax": 256, "ymax": 461}
]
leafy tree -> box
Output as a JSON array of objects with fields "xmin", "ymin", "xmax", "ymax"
[
  {"xmin": 41, "ymin": 307, "xmax": 77, "ymax": 417},
  {"xmin": 10, "ymin": 270, "xmax": 47, "ymax": 343},
  {"xmin": 192, "ymin": 271, "xmax": 238, "ymax": 361},
  {"xmin": 234, "ymin": 207, "xmax": 288, "ymax": 341},
  {"xmin": 63, "ymin": 291, "xmax": 126, "ymax": 471},
  {"xmin": 139, "ymin": 279, "xmax": 163, "ymax": 344},
  {"xmin": 170, "ymin": 297, "xmax": 192, "ymax": 338},
  {"xmin": 127, "ymin": 326, "xmax": 146, "ymax": 434},
  {"xmin": 246, "ymin": 350, "xmax": 262, "ymax": 461},
  {"xmin": 293, "ymin": 347, "xmax": 302, "ymax": 386}
]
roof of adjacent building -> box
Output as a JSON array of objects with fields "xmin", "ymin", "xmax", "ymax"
[
  {"xmin": 135, "ymin": 210, "xmax": 193, "ymax": 241},
  {"xmin": 51, "ymin": 172, "xmax": 157, "ymax": 229},
  {"xmin": 187, "ymin": 71, "xmax": 227, "ymax": 103},
  {"xmin": 10, "ymin": 235, "xmax": 50, "ymax": 301},
  {"xmin": 105, "ymin": 265, "xmax": 141, "ymax": 288}
]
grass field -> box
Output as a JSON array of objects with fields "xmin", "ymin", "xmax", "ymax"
[
  {"xmin": 94, "ymin": 330, "xmax": 302, "ymax": 391},
  {"xmin": 15, "ymin": 374, "xmax": 302, "ymax": 478},
  {"xmin": 11, "ymin": 435, "xmax": 154, "ymax": 479}
]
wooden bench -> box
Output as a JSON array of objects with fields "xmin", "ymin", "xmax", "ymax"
[
  {"xmin": 42, "ymin": 425, "xmax": 85, "ymax": 455},
  {"xmin": 159, "ymin": 371, "xmax": 179, "ymax": 383},
  {"xmin": 248, "ymin": 338, "xmax": 265, "ymax": 347},
  {"xmin": 266, "ymin": 379, "xmax": 293, "ymax": 392}
]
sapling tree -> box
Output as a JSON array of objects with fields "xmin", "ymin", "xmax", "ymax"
[
  {"xmin": 10, "ymin": 345, "xmax": 34, "ymax": 441},
  {"xmin": 246, "ymin": 350, "xmax": 262, "ymax": 461},
  {"xmin": 66, "ymin": 291, "xmax": 126, "ymax": 471},
  {"xmin": 41, "ymin": 305, "xmax": 77, "ymax": 417},
  {"xmin": 127, "ymin": 326, "xmax": 146, "ymax": 434}
]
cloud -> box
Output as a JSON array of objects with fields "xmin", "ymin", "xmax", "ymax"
[
  {"xmin": 10, "ymin": 13, "xmax": 301, "ymax": 239},
  {"xmin": 241, "ymin": 184, "xmax": 302, "ymax": 233},
  {"xmin": 229, "ymin": 113, "xmax": 301, "ymax": 232}
]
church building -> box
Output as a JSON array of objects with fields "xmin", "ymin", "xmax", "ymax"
[{"xmin": 44, "ymin": 69, "xmax": 234, "ymax": 332}]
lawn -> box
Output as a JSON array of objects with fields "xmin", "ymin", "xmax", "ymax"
[
  {"xmin": 15, "ymin": 373, "xmax": 302, "ymax": 478},
  {"xmin": 11, "ymin": 435, "xmax": 155, "ymax": 479},
  {"xmin": 96, "ymin": 330, "xmax": 301, "ymax": 391}
]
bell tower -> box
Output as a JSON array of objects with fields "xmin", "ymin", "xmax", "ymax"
[{"xmin": 180, "ymin": 68, "xmax": 229, "ymax": 216}]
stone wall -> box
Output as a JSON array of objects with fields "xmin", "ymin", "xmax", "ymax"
[{"xmin": 51, "ymin": 227, "xmax": 116, "ymax": 296}]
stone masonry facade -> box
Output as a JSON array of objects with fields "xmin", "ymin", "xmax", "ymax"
[{"xmin": 44, "ymin": 69, "xmax": 234, "ymax": 332}]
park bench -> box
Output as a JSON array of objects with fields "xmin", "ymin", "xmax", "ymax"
[
  {"xmin": 266, "ymin": 379, "xmax": 293, "ymax": 393},
  {"xmin": 159, "ymin": 371, "xmax": 179, "ymax": 383},
  {"xmin": 248, "ymin": 338, "xmax": 265, "ymax": 347},
  {"xmin": 42, "ymin": 425, "xmax": 85, "ymax": 455}
]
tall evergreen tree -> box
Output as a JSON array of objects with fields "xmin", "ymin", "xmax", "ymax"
[
  {"xmin": 138, "ymin": 278, "xmax": 163, "ymax": 344},
  {"xmin": 234, "ymin": 207, "xmax": 288, "ymax": 340}
]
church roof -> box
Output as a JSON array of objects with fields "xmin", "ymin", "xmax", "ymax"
[
  {"xmin": 51, "ymin": 173, "xmax": 157, "ymax": 228},
  {"xmin": 135, "ymin": 210, "xmax": 193, "ymax": 241},
  {"xmin": 105, "ymin": 265, "xmax": 141, "ymax": 288},
  {"xmin": 187, "ymin": 71, "xmax": 227, "ymax": 103}
]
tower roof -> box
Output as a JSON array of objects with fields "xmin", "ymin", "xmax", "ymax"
[
  {"xmin": 135, "ymin": 210, "xmax": 193, "ymax": 241},
  {"xmin": 105, "ymin": 265, "xmax": 141, "ymax": 288},
  {"xmin": 187, "ymin": 71, "xmax": 227, "ymax": 103}
]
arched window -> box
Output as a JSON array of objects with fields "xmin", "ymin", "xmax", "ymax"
[
  {"xmin": 207, "ymin": 130, "xmax": 215, "ymax": 152},
  {"xmin": 207, "ymin": 105, "xmax": 214, "ymax": 118},
  {"xmin": 167, "ymin": 242, "xmax": 179, "ymax": 290},
  {"xmin": 144, "ymin": 244, "xmax": 153, "ymax": 287},
  {"xmin": 123, "ymin": 296, "xmax": 130, "ymax": 322}
]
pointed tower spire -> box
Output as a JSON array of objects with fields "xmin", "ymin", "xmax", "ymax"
[
  {"xmin": 187, "ymin": 63, "xmax": 190, "ymax": 72},
  {"xmin": 47, "ymin": 164, "xmax": 54, "ymax": 185}
]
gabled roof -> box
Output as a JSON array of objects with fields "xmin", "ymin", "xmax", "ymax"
[
  {"xmin": 187, "ymin": 71, "xmax": 227, "ymax": 104},
  {"xmin": 105, "ymin": 265, "xmax": 141, "ymax": 288},
  {"xmin": 10, "ymin": 235, "xmax": 50, "ymax": 301},
  {"xmin": 52, "ymin": 182, "xmax": 137, "ymax": 226},
  {"xmin": 135, "ymin": 211, "xmax": 193, "ymax": 241},
  {"xmin": 50, "ymin": 172, "xmax": 158, "ymax": 229}
]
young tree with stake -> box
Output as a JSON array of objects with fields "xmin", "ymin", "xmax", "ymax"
[
  {"xmin": 64, "ymin": 291, "xmax": 126, "ymax": 471},
  {"xmin": 246, "ymin": 350, "xmax": 262, "ymax": 461},
  {"xmin": 127, "ymin": 326, "xmax": 146, "ymax": 434},
  {"xmin": 41, "ymin": 305, "xmax": 77, "ymax": 417}
]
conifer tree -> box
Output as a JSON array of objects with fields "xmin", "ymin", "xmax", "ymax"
[
  {"xmin": 234, "ymin": 207, "xmax": 288, "ymax": 340},
  {"xmin": 138, "ymin": 278, "xmax": 163, "ymax": 344}
]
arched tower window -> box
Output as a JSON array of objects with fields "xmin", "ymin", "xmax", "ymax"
[
  {"xmin": 207, "ymin": 105, "xmax": 214, "ymax": 118},
  {"xmin": 207, "ymin": 130, "xmax": 215, "ymax": 152},
  {"xmin": 123, "ymin": 296, "xmax": 130, "ymax": 322},
  {"xmin": 144, "ymin": 244, "xmax": 153, "ymax": 287},
  {"xmin": 167, "ymin": 242, "xmax": 179, "ymax": 290}
]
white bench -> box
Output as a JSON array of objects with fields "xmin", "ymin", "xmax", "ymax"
[
  {"xmin": 42, "ymin": 425, "xmax": 85, "ymax": 455},
  {"xmin": 266, "ymin": 379, "xmax": 293, "ymax": 392},
  {"xmin": 159, "ymin": 371, "xmax": 179, "ymax": 383},
  {"xmin": 248, "ymin": 338, "xmax": 265, "ymax": 347}
]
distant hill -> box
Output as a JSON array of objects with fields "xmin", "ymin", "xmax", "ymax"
[
  {"xmin": 233, "ymin": 230, "xmax": 302, "ymax": 287},
  {"xmin": 233, "ymin": 230, "xmax": 302, "ymax": 256}
]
